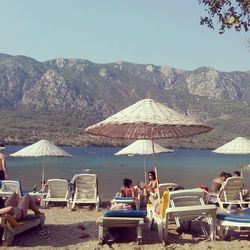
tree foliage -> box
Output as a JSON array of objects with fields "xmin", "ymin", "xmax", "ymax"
[{"xmin": 199, "ymin": 0, "xmax": 250, "ymax": 33}]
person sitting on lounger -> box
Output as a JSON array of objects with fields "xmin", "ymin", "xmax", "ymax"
[
  {"xmin": 0, "ymin": 193, "xmax": 42, "ymax": 221},
  {"xmin": 211, "ymin": 172, "xmax": 227, "ymax": 193},
  {"xmin": 233, "ymin": 170, "xmax": 241, "ymax": 177},
  {"xmin": 120, "ymin": 178, "xmax": 136, "ymax": 197},
  {"xmin": 232, "ymin": 170, "xmax": 250, "ymax": 200},
  {"xmin": 143, "ymin": 171, "xmax": 158, "ymax": 203}
]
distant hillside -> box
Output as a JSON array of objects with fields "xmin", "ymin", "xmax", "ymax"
[{"xmin": 0, "ymin": 53, "xmax": 250, "ymax": 148}]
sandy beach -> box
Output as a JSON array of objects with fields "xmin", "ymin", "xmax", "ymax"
[{"xmin": 4, "ymin": 204, "xmax": 250, "ymax": 250}]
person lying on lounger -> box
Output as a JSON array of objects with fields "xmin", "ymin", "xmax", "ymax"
[{"xmin": 0, "ymin": 193, "xmax": 43, "ymax": 221}]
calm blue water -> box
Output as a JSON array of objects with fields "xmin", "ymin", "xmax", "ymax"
[{"xmin": 5, "ymin": 146, "xmax": 250, "ymax": 199}]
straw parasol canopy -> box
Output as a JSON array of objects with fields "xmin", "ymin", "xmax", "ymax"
[
  {"xmin": 213, "ymin": 137, "xmax": 250, "ymax": 177},
  {"xmin": 115, "ymin": 139, "xmax": 173, "ymax": 182},
  {"xmin": 115, "ymin": 139, "xmax": 173, "ymax": 156},
  {"xmin": 86, "ymin": 99, "xmax": 212, "ymax": 190},
  {"xmin": 10, "ymin": 140, "xmax": 73, "ymax": 190},
  {"xmin": 85, "ymin": 99, "xmax": 212, "ymax": 139},
  {"xmin": 213, "ymin": 137, "xmax": 250, "ymax": 154}
]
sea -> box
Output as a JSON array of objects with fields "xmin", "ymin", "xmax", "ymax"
[{"xmin": 5, "ymin": 146, "xmax": 250, "ymax": 200}]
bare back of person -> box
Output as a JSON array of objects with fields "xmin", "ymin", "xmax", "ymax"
[{"xmin": 211, "ymin": 177, "xmax": 223, "ymax": 193}]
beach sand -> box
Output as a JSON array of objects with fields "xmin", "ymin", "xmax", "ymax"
[{"xmin": 5, "ymin": 205, "xmax": 250, "ymax": 250}]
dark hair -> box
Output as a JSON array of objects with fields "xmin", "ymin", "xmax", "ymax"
[
  {"xmin": 0, "ymin": 143, "xmax": 5, "ymax": 148},
  {"xmin": 220, "ymin": 172, "xmax": 227, "ymax": 178},
  {"xmin": 148, "ymin": 171, "xmax": 156, "ymax": 180},
  {"xmin": 123, "ymin": 178, "xmax": 132, "ymax": 188},
  {"xmin": 233, "ymin": 171, "xmax": 241, "ymax": 177},
  {"xmin": 225, "ymin": 172, "xmax": 232, "ymax": 179}
]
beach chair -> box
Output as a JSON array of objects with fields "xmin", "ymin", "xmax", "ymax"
[
  {"xmin": 208, "ymin": 177, "xmax": 250, "ymax": 208},
  {"xmin": 0, "ymin": 213, "xmax": 45, "ymax": 246},
  {"xmin": 0, "ymin": 180, "xmax": 23, "ymax": 198},
  {"xmin": 147, "ymin": 188, "xmax": 217, "ymax": 245},
  {"xmin": 111, "ymin": 190, "xmax": 140, "ymax": 209},
  {"xmin": 217, "ymin": 207, "xmax": 250, "ymax": 239},
  {"xmin": 42, "ymin": 179, "xmax": 70, "ymax": 208},
  {"xmin": 97, "ymin": 209, "xmax": 146, "ymax": 245},
  {"xmin": 71, "ymin": 174, "xmax": 100, "ymax": 211},
  {"xmin": 159, "ymin": 183, "xmax": 178, "ymax": 194}
]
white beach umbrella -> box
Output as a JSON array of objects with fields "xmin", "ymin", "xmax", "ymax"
[
  {"xmin": 115, "ymin": 139, "xmax": 173, "ymax": 182},
  {"xmin": 10, "ymin": 139, "xmax": 73, "ymax": 190},
  {"xmin": 85, "ymin": 99, "xmax": 212, "ymax": 198},
  {"xmin": 213, "ymin": 137, "xmax": 250, "ymax": 154},
  {"xmin": 213, "ymin": 137, "xmax": 250, "ymax": 176}
]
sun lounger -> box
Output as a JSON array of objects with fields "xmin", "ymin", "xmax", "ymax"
[
  {"xmin": 147, "ymin": 188, "xmax": 217, "ymax": 245},
  {"xmin": 111, "ymin": 195, "xmax": 140, "ymax": 209},
  {"xmin": 217, "ymin": 207, "xmax": 250, "ymax": 239},
  {"xmin": 208, "ymin": 177, "xmax": 250, "ymax": 208},
  {"xmin": 0, "ymin": 180, "xmax": 23, "ymax": 198},
  {"xmin": 0, "ymin": 214, "xmax": 45, "ymax": 246},
  {"xmin": 159, "ymin": 183, "xmax": 178, "ymax": 194},
  {"xmin": 42, "ymin": 179, "xmax": 70, "ymax": 208},
  {"xmin": 97, "ymin": 209, "xmax": 146, "ymax": 244},
  {"xmin": 71, "ymin": 174, "xmax": 100, "ymax": 211}
]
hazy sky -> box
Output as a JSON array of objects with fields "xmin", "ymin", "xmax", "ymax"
[{"xmin": 0, "ymin": 0, "xmax": 249, "ymax": 71}]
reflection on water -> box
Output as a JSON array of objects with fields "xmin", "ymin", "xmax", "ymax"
[{"xmin": 5, "ymin": 146, "xmax": 250, "ymax": 200}]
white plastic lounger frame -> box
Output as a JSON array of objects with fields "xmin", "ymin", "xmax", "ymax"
[
  {"xmin": 148, "ymin": 188, "xmax": 217, "ymax": 245},
  {"xmin": 159, "ymin": 183, "xmax": 178, "ymax": 194},
  {"xmin": 112, "ymin": 192, "xmax": 140, "ymax": 209},
  {"xmin": 208, "ymin": 177, "xmax": 250, "ymax": 208},
  {"xmin": 216, "ymin": 209, "xmax": 250, "ymax": 239},
  {"xmin": 71, "ymin": 174, "xmax": 100, "ymax": 211},
  {"xmin": 42, "ymin": 179, "xmax": 70, "ymax": 208},
  {"xmin": 97, "ymin": 216, "xmax": 144, "ymax": 244},
  {"xmin": 0, "ymin": 214, "xmax": 45, "ymax": 247},
  {"xmin": 0, "ymin": 180, "xmax": 22, "ymax": 198}
]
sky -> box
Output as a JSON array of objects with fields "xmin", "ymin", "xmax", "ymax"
[{"xmin": 0, "ymin": 0, "xmax": 249, "ymax": 72}]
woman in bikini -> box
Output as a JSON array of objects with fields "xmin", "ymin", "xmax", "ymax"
[
  {"xmin": 144, "ymin": 171, "xmax": 158, "ymax": 203},
  {"xmin": 120, "ymin": 178, "xmax": 136, "ymax": 197}
]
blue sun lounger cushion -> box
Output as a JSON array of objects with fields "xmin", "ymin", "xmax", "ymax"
[
  {"xmin": 104, "ymin": 210, "xmax": 147, "ymax": 218},
  {"xmin": 217, "ymin": 208, "xmax": 250, "ymax": 223}
]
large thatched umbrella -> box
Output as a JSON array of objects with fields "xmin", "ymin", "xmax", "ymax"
[{"xmin": 85, "ymin": 99, "xmax": 212, "ymax": 197}]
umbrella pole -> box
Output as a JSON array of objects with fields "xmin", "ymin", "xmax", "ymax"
[
  {"xmin": 42, "ymin": 157, "xmax": 45, "ymax": 192},
  {"xmin": 151, "ymin": 128, "xmax": 160, "ymax": 204},
  {"xmin": 144, "ymin": 157, "xmax": 147, "ymax": 183}
]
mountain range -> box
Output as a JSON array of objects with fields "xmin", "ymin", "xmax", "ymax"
[{"xmin": 0, "ymin": 53, "xmax": 250, "ymax": 148}]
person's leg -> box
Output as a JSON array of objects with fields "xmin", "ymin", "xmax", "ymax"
[
  {"xmin": 0, "ymin": 206, "xmax": 14, "ymax": 215},
  {"xmin": 5, "ymin": 192, "xmax": 19, "ymax": 207},
  {"xmin": 0, "ymin": 206, "xmax": 23, "ymax": 220},
  {"xmin": 17, "ymin": 194, "xmax": 31, "ymax": 217},
  {"xmin": 28, "ymin": 196, "xmax": 41, "ymax": 215}
]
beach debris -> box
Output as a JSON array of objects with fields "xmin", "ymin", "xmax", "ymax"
[
  {"xmin": 77, "ymin": 224, "xmax": 86, "ymax": 230},
  {"xmin": 79, "ymin": 232, "xmax": 90, "ymax": 239},
  {"xmin": 83, "ymin": 168, "xmax": 92, "ymax": 172},
  {"xmin": 36, "ymin": 228, "xmax": 50, "ymax": 236}
]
